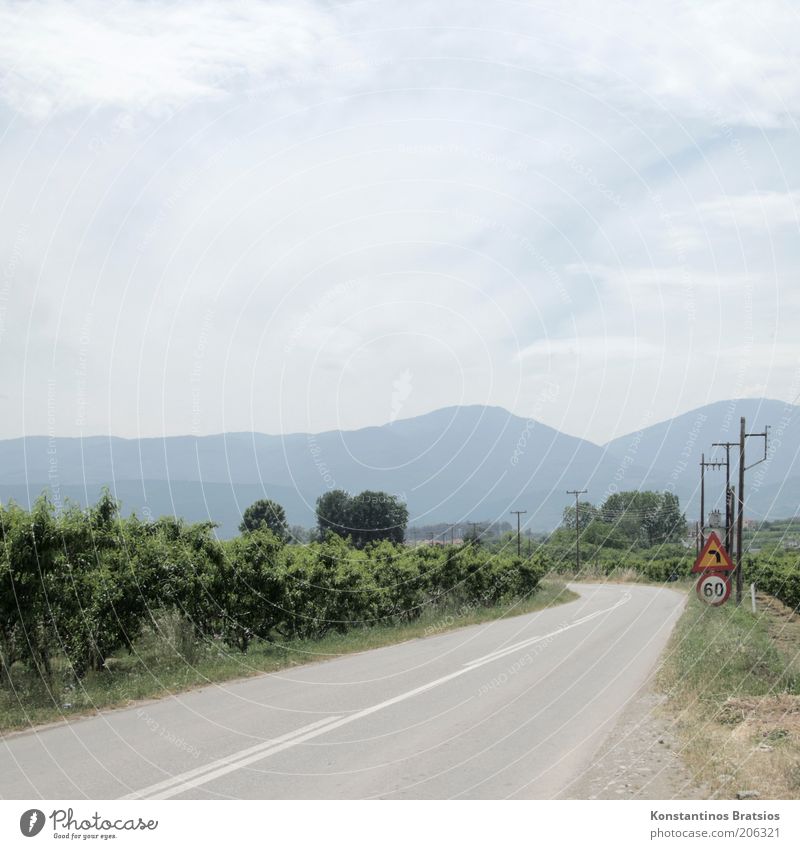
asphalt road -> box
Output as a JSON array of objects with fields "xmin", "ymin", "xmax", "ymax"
[{"xmin": 1, "ymin": 583, "xmax": 685, "ymax": 799}]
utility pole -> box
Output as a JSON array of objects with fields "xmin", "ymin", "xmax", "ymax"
[
  {"xmin": 510, "ymin": 510, "xmax": 526, "ymax": 557},
  {"xmin": 699, "ymin": 454, "xmax": 725, "ymax": 547},
  {"xmin": 736, "ymin": 417, "xmax": 746, "ymax": 606},
  {"xmin": 712, "ymin": 440, "xmax": 738, "ymax": 560},
  {"xmin": 566, "ymin": 489, "xmax": 588, "ymax": 573},
  {"xmin": 700, "ymin": 452, "xmax": 705, "ymax": 545},
  {"xmin": 469, "ymin": 521, "xmax": 481, "ymax": 543}
]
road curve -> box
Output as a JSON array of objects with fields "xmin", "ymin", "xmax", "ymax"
[{"xmin": 0, "ymin": 583, "xmax": 686, "ymax": 800}]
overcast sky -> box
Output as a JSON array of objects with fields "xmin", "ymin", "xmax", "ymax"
[{"xmin": 1, "ymin": 0, "xmax": 798, "ymax": 444}]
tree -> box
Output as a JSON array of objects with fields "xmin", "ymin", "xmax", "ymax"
[
  {"xmin": 287, "ymin": 525, "xmax": 310, "ymax": 544},
  {"xmin": 600, "ymin": 491, "xmax": 686, "ymax": 546},
  {"xmin": 315, "ymin": 490, "xmax": 409, "ymax": 548},
  {"xmin": 315, "ymin": 490, "xmax": 353, "ymax": 539},
  {"xmin": 561, "ymin": 501, "xmax": 598, "ymax": 530},
  {"xmin": 347, "ymin": 491, "xmax": 408, "ymax": 548},
  {"xmin": 645, "ymin": 492, "xmax": 687, "ymax": 545},
  {"xmin": 216, "ymin": 529, "xmax": 286, "ymax": 652},
  {"xmin": 239, "ymin": 499, "xmax": 288, "ymax": 540}
]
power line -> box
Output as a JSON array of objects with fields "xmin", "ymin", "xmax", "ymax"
[
  {"xmin": 510, "ymin": 510, "xmax": 526, "ymax": 557},
  {"xmin": 566, "ymin": 489, "xmax": 588, "ymax": 573}
]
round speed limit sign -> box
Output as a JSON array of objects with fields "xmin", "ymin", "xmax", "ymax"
[{"xmin": 696, "ymin": 571, "xmax": 731, "ymax": 606}]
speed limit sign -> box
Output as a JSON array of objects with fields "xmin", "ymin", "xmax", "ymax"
[{"xmin": 696, "ymin": 571, "xmax": 731, "ymax": 606}]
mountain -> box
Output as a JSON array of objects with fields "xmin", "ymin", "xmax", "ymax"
[
  {"xmin": 603, "ymin": 398, "xmax": 800, "ymax": 521},
  {"xmin": 0, "ymin": 400, "xmax": 797, "ymax": 536}
]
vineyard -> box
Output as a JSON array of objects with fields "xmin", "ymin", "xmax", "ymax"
[
  {"xmin": 3, "ymin": 487, "xmax": 799, "ymax": 718},
  {"xmin": 0, "ymin": 492, "xmax": 546, "ymax": 687}
]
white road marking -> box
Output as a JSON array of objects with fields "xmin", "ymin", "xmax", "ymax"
[
  {"xmin": 462, "ymin": 592, "xmax": 631, "ymax": 668},
  {"xmin": 122, "ymin": 715, "xmax": 342, "ymax": 800},
  {"xmin": 128, "ymin": 592, "xmax": 630, "ymax": 799}
]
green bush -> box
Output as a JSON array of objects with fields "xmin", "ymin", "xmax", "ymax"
[
  {"xmin": 746, "ymin": 554, "xmax": 800, "ymax": 611},
  {"xmin": 0, "ymin": 493, "xmax": 549, "ymax": 680}
]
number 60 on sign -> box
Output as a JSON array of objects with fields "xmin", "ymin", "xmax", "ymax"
[{"xmin": 696, "ymin": 571, "xmax": 731, "ymax": 606}]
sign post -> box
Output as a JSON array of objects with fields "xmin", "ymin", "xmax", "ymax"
[{"xmin": 692, "ymin": 530, "xmax": 734, "ymax": 606}]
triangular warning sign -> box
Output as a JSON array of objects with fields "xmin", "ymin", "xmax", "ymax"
[{"xmin": 692, "ymin": 530, "xmax": 735, "ymax": 573}]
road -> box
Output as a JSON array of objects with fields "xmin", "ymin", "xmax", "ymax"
[{"xmin": 0, "ymin": 583, "xmax": 685, "ymax": 799}]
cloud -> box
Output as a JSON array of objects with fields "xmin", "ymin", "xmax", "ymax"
[
  {"xmin": 0, "ymin": 0, "xmax": 349, "ymax": 118},
  {"xmin": 0, "ymin": 1, "xmax": 798, "ymax": 444},
  {"xmin": 516, "ymin": 336, "xmax": 663, "ymax": 362},
  {"xmin": 697, "ymin": 192, "xmax": 800, "ymax": 230}
]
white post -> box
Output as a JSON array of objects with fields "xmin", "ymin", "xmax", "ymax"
[{"xmin": 750, "ymin": 582, "xmax": 756, "ymax": 614}]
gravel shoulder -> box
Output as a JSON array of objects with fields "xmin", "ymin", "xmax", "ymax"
[{"xmin": 568, "ymin": 678, "xmax": 708, "ymax": 799}]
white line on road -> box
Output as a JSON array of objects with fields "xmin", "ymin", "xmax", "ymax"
[
  {"xmin": 122, "ymin": 715, "xmax": 342, "ymax": 800},
  {"xmin": 462, "ymin": 592, "xmax": 631, "ymax": 668},
  {"xmin": 127, "ymin": 591, "xmax": 630, "ymax": 800}
]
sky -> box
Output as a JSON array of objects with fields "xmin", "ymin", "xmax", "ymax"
[{"xmin": 0, "ymin": 0, "xmax": 799, "ymax": 445}]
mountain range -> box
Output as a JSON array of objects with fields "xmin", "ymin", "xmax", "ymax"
[{"xmin": 0, "ymin": 398, "xmax": 797, "ymax": 537}]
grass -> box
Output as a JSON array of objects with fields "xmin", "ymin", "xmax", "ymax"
[
  {"xmin": 0, "ymin": 579, "xmax": 577, "ymax": 735},
  {"xmin": 658, "ymin": 590, "xmax": 800, "ymax": 799}
]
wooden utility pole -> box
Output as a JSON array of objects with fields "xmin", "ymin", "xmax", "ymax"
[
  {"xmin": 700, "ymin": 452, "xmax": 705, "ymax": 546},
  {"xmin": 700, "ymin": 453, "xmax": 725, "ymax": 549},
  {"xmin": 566, "ymin": 489, "xmax": 588, "ymax": 573},
  {"xmin": 712, "ymin": 440, "xmax": 738, "ymax": 561},
  {"xmin": 736, "ymin": 416, "xmax": 746, "ymax": 605},
  {"xmin": 510, "ymin": 510, "xmax": 526, "ymax": 557}
]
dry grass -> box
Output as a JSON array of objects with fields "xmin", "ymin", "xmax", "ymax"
[
  {"xmin": 659, "ymin": 591, "xmax": 800, "ymax": 799},
  {"xmin": 0, "ymin": 580, "xmax": 577, "ymax": 734}
]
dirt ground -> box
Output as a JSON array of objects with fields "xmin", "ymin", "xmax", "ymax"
[
  {"xmin": 571, "ymin": 592, "xmax": 800, "ymax": 800},
  {"xmin": 568, "ymin": 683, "xmax": 707, "ymax": 799}
]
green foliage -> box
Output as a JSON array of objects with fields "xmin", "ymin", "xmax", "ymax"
[
  {"xmin": 1, "ymin": 492, "xmax": 547, "ymax": 681},
  {"xmin": 599, "ymin": 490, "xmax": 686, "ymax": 545},
  {"xmin": 746, "ymin": 554, "xmax": 800, "ymax": 611},
  {"xmin": 238, "ymin": 498, "xmax": 289, "ymax": 540},
  {"xmin": 315, "ymin": 489, "xmax": 409, "ymax": 547},
  {"xmin": 561, "ymin": 500, "xmax": 598, "ymax": 530},
  {"xmin": 315, "ymin": 489, "xmax": 352, "ymax": 538}
]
